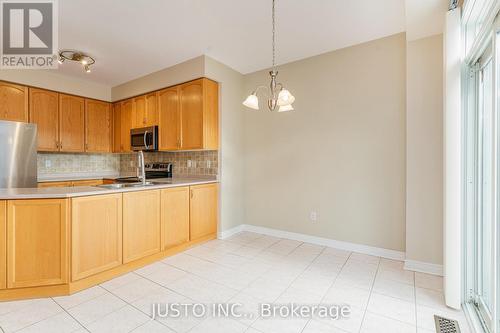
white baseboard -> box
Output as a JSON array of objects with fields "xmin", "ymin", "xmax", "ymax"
[
  {"xmin": 404, "ymin": 259, "xmax": 443, "ymax": 276},
  {"xmin": 217, "ymin": 224, "xmax": 245, "ymax": 239},
  {"xmin": 219, "ymin": 224, "xmax": 405, "ymax": 261}
]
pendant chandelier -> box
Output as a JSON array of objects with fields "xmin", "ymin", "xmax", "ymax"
[{"xmin": 242, "ymin": 0, "xmax": 295, "ymax": 112}]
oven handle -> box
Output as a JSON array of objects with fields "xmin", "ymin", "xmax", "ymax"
[{"xmin": 143, "ymin": 131, "xmax": 150, "ymax": 150}]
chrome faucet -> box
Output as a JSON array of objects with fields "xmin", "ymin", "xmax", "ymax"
[{"xmin": 136, "ymin": 151, "xmax": 146, "ymax": 185}]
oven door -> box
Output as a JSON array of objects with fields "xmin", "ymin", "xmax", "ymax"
[{"xmin": 130, "ymin": 126, "xmax": 158, "ymax": 151}]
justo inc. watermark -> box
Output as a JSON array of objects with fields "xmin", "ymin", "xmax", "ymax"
[
  {"xmin": 0, "ymin": 0, "xmax": 58, "ymax": 69},
  {"xmin": 151, "ymin": 303, "xmax": 351, "ymax": 321}
]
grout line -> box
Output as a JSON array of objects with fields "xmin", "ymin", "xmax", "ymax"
[
  {"xmin": 355, "ymin": 255, "xmax": 381, "ymax": 333},
  {"xmin": 50, "ymin": 298, "xmax": 92, "ymax": 333}
]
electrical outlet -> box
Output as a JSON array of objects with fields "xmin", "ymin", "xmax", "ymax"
[
  {"xmin": 187, "ymin": 160, "xmax": 192, "ymax": 168},
  {"xmin": 130, "ymin": 160, "xmax": 134, "ymax": 167},
  {"xmin": 207, "ymin": 160, "xmax": 211, "ymax": 168},
  {"xmin": 45, "ymin": 160, "xmax": 51, "ymax": 168},
  {"xmin": 310, "ymin": 211, "xmax": 318, "ymax": 222}
]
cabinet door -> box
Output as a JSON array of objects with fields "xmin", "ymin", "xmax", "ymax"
[
  {"xmin": 85, "ymin": 100, "xmax": 112, "ymax": 152},
  {"xmin": 145, "ymin": 92, "xmax": 158, "ymax": 126},
  {"xmin": 71, "ymin": 194, "xmax": 122, "ymax": 281},
  {"xmin": 123, "ymin": 190, "xmax": 161, "ymax": 263},
  {"xmin": 7, "ymin": 199, "xmax": 69, "ymax": 288},
  {"xmin": 133, "ymin": 95, "xmax": 146, "ymax": 128},
  {"xmin": 112, "ymin": 102, "xmax": 122, "ymax": 152},
  {"xmin": 180, "ymin": 80, "xmax": 204, "ymax": 149},
  {"xmin": 0, "ymin": 201, "xmax": 5, "ymax": 289},
  {"xmin": 190, "ymin": 184, "xmax": 218, "ymax": 240},
  {"xmin": 71, "ymin": 179, "xmax": 103, "ymax": 186},
  {"xmin": 59, "ymin": 94, "xmax": 85, "ymax": 152},
  {"xmin": 29, "ymin": 88, "xmax": 59, "ymax": 151},
  {"xmin": 38, "ymin": 181, "xmax": 72, "ymax": 188},
  {"xmin": 161, "ymin": 187, "xmax": 189, "ymax": 250},
  {"xmin": 120, "ymin": 99, "xmax": 134, "ymax": 152},
  {"xmin": 0, "ymin": 82, "xmax": 28, "ymax": 122},
  {"xmin": 158, "ymin": 87, "xmax": 181, "ymax": 150}
]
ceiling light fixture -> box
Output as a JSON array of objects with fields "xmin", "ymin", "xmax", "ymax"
[
  {"xmin": 242, "ymin": 0, "xmax": 295, "ymax": 112},
  {"xmin": 58, "ymin": 50, "xmax": 95, "ymax": 73}
]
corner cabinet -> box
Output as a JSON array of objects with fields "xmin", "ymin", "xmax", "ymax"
[
  {"xmin": 85, "ymin": 99, "xmax": 112, "ymax": 152},
  {"xmin": 71, "ymin": 194, "xmax": 122, "ymax": 281},
  {"xmin": 7, "ymin": 199, "xmax": 69, "ymax": 288},
  {"xmin": 190, "ymin": 184, "xmax": 218, "ymax": 241},
  {"xmin": 0, "ymin": 82, "xmax": 28, "ymax": 122},
  {"xmin": 123, "ymin": 190, "xmax": 161, "ymax": 263}
]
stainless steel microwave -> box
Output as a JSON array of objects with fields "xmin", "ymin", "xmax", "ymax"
[{"xmin": 130, "ymin": 126, "xmax": 158, "ymax": 151}]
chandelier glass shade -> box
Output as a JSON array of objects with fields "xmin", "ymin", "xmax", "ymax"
[{"xmin": 242, "ymin": 0, "xmax": 295, "ymax": 112}]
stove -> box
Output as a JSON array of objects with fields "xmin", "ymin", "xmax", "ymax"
[{"xmin": 115, "ymin": 162, "xmax": 172, "ymax": 183}]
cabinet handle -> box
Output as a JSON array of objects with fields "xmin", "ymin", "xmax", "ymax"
[
  {"xmin": 59, "ymin": 141, "xmax": 62, "ymax": 150},
  {"xmin": 190, "ymin": 190, "xmax": 193, "ymax": 199}
]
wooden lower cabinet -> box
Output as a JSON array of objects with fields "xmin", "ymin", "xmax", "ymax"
[
  {"xmin": 190, "ymin": 184, "xmax": 218, "ymax": 241},
  {"xmin": 0, "ymin": 201, "xmax": 6, "ymax": 290},
  {"xmin": 7, "ymin": 199, "xmax": 69, "ymax": 288},
  {"xmin": 160, "ymin": 187, "xmax": 190, "ymax": 250},
  {"xmin": 38, "ymin": 181, "xmax": 72, "ymax": 188},
  {"xmin": 71, "ymin": 194, "xmax": 122, "ymax": 281},
  {"xmin": 123, "ymin": 190, "xmax": 161, "ymax": 263}
]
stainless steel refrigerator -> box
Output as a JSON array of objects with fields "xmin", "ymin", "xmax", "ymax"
[{"xmin": 0, "ymin": 120, "xmax": 37, "ymax": 188}]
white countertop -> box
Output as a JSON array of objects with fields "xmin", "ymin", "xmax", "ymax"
[{"xmin": 0, "ymin": 177, "xmax": 218, "ymax": 200}]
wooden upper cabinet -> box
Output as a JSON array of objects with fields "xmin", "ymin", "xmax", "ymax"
[
  {"xmin": 132, "ymin": 93, "xmax": 158, "ymax": 128},
  {"xmin": 0, "ymin": 82, "xmax": 28, "ymax": 122},
  {"xmin": 190, "ymin": 183, "xmax": 218, "ymax": 241},
  {"xmin": 133, "ymin": 95, "xmax": 146, "ymax": 128},
  {"xmin": 85, "ymin": 99, "xmax": 112, "ymax": 152},
  {"xmin": 29, "ymin": 88, "xmax": 59, "ymax": 151},
  {"xmin": 59, "ymin": 94, "xmax": 85, "ymax": 152},
  {"xmin": 0, "ymin": 201, "xmax": 5, "ymax": 290},
  {"xmin": 123, "ymin": 190, "xmax": 161, "ymax": 263},
  {"xmin": 7, "ymin": 199, "xmax": 69, "ymax": 288},
  {"xmin": 145, "ymin": 92, "xmax": 158, "ymax": 127},
  {"xmin": 112, "ymin": 102, "xmax": 122, "ymax": 153},
  {"xmin": 71, "ymin": 194, "xmax": 122, "ymax": 281},
  {"xmin": 120, "ymin": 99, "xmax": 133, "ymax": 152},
  {"xmin": 158, "ymin": 87, "xmax": 181, "ymax": 150},
  {"xmin": 179, "ymin": 80, "xmax": 203, "ymax": 149},
  {"xmin": 178, "ymin": 78, "xmax": 219, "ymax": 150}
]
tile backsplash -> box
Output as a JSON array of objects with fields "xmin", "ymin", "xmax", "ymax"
[
  {"xmin": 120, "ymin": 151, "xmax": 219, "ymax": 176},
  {"xmin": 38, "ymin": 153, "xmax": 120, "ymax": 175},
  {"xmin": 38, "ymin": 150, "xmax": 219, "ymax": 177}
]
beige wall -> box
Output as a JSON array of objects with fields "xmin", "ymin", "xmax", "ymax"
[
  {"xmin": 111, "ymin": 56, "xmax": 205, "ymax": 101},
  {"xmin": 242, "ymin": 33, "xmax": 407, "ymax": 251},
  {"xmin": 406, "ymin": 34, "xmax": 443, "ymax": 265},
  {"xmin": 0, "ymin": 70, "xmax": 112, "ymax": 101},
  {"xmin": 204, "ymin": 56, "xmax": 246, "ymax": 232}
]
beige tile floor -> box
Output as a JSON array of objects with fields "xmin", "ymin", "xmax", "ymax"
[{"xmin": 0, "ymin": 232, "xmax": 470, "ymax": 333}]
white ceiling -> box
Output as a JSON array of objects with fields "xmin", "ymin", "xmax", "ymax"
[{"xmin": 57, "ymin": 0, "xmax": 444, "ymax": 87}]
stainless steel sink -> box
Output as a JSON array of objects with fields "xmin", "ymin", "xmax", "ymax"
[
  {"xmin": 95, "ymin": 181, "xmax": 158, "ymax": 189},
  {"xmin": 95, "ymin": 183, "xmax": 127, "ymax": 189}
]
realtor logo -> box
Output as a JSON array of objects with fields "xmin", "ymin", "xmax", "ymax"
[{"xmin": 0, "ymin": 0, "xmax": 58, "ymax": 68}]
